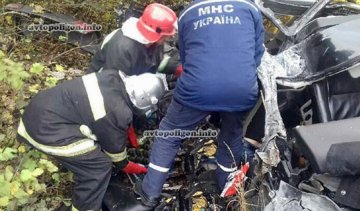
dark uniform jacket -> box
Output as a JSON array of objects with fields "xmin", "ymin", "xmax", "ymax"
[
  {"xmin": 17, "ymin": 70, "xmax": 132, "ymax": 162},
  {"xmin": 87, "ymin": 29, "xmax": 180, "ymax": 76},
  {"xmin": 87, "ymin": 29, "xmax": 160, "ymax": 75},
  {"xmin": 174, "ymin": 0, "xmax": 265, "ymax": 112}
]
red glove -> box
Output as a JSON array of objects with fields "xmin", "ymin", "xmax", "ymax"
[
  {"xmin": 175, "ymin": 64, "xmax": 183, "ymax": 78},
  {"xmin": 121, "ymin": 161, "xmax": 148, "ymax": 174},
  {"xmin": 127, "ymin": 124, "xmax": 139, "ymax": 148}
]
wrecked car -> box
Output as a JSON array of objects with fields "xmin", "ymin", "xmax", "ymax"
[
  {"xmin": 248, "ymin": 0, "xmax": 360, "ymax": 210},
  {"xmin": 6, "ymin": 1, "xmax": 360, "ymax": 210},
  {"xmin": 102, "ymin": 1, "xmax": 360, "ymax": 210}
]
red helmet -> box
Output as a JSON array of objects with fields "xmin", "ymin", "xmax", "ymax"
[{"xmin": 137, "ymin": 3, "xmax": 177, "ymax": 43}]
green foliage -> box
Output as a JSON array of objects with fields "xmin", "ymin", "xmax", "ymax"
[
  {"xmin": 45, "ymin": 76, "xmax": 58, "ymax": 88},
  {"xmin": 39, "ymin": 159, "xmax": 59, "ymax": 173},
  {"xmin": 58, "ymin": 35, "xmax": 68, "ymax": 42},
  {"xmin": 20, "ymin": 169, "xmax": 34, "ymax": 182},
  {"xmin": 0, "ymin": 0, "xmax": 193, "ymax": 210},
  {"xmin": 28, "ymin": 84, "xmax": 41, "ymax": 94},
  {"xmin": 0, "ymin": 145, "xmax": 70, "ymax": 209},
  {"xmin": 0, "ymin": 53, "xmax": 30, "ymax": 90},
  {"xmin": 22, "ymin": 157, "xmax": 37, "ymax": 171},
  {"xmin": 0, "ymin": 147, "xmax": 18, "ymax": 161},
  {"xmin": 4, "ymin": 166, "xmax": 14, "ymax": 181},
  {"xmin": 29, "ymin": 63, "xmax": 45, "ymax": 75},
  {"xmin": 51, "ymin": 173, "xmax": 60, "ymax": 184},
  {"xmin": 0, "ymin": 196, "xmax": 9, "ymax": 207}
]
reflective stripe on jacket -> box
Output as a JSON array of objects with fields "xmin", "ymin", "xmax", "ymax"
[
  {"xmin": 18, "ymin": 71, "xmax": 132, "ymax": 160},
  {"xmin": 18, "ymin": 119, "xmax": 97, "ymax": 157}
]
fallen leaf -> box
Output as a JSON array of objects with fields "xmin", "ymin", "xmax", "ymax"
[
  {"xmin": 32, "ymin": 168, "xmax": 44, "ymax": 177},
  {"xmin": 4, "ymin": 166, "xmax": 14, "ymax": 181},
  {"xmin": 0, "ymin": 196, "xmax": 9, "ymax": 207},
  {"xmin": 18, "ymin": 145, "xmax": 26, "ymax": 153},
  {"xmin": 55, "ymin": 64, "xmax": 65, "ymax": 72},
  {"xmin": 5, "ymin": 16, "xmax": 12, "ymax": 25}
]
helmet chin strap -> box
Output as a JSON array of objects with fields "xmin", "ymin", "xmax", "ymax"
[
  {"xmin": 145, "ymin": 109, "xmax": 154, "ymax": 118},
  {"xmin": 132, "ymin": 105, "xmax": 157, "ymax": 119}
]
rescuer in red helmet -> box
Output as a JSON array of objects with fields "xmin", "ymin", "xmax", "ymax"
[{"xmin": 87, "ymin": 3, "xmax": 183, "ymax": 78}]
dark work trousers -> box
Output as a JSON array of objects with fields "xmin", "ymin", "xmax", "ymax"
[
  {"xmin": 17, "ymin": 133, "xmax": 113, "ymax": 211},
  {"xmin": 141, "ymin": 99, "xmax": 254, "ymax": 198},
  {"xmin": 52, "ymin": 147, "xmax": 113, "ymax": 211}
]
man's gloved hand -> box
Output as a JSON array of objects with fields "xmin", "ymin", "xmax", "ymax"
[
  {"xmin": 122, "ymin": 161, "xmax": 148, "ymax": 174},
  {"xmin": 164, "ymin": 64, "xmax": 183, "ymax": 90},
  {"xmin": 127, "ymin": 124, "xmax": 139, "ymax": 148},
  {"xmin": 175, "ymin": 64, "xmax": 183, "ymax": 78}
]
